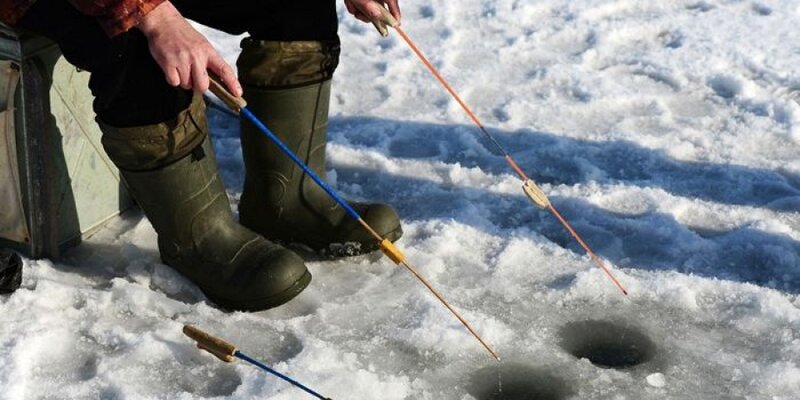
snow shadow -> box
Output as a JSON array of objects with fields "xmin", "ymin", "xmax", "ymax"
[
  {"xmin": 328, "ymin": 117, "xmax": 800, "ymax": 212},
  {"xmin": 324, "ymin": 117, "xmax": 800, "ymax": 293},
  {"xmin": 199, "ymin": 111, "xmax": 800, "ymax": 291}
]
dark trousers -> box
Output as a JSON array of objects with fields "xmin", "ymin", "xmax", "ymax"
[{"xmin": 18, "ymin": 0, "xmax": 339, "ymax": 127}]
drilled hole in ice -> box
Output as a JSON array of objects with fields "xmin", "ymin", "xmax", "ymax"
[
  {"xmin": 559, "ymin": 320, "xmax": 656, "ymax": 369},
  {"xmin": 468, "ymin": 363, "xmax": 571, "ymax": 400}
]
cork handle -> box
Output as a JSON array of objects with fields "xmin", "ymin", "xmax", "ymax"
[
  {"xmin": 370, "ymin": 3, "xmax": 399, "ymax": 37},
  {"xmin": 183, "ymin": 325, "xmax": 238, "ymax": 363},
  {"xmin": 208, "ymin": 73, "xmax": 247, "ymax": 113}
]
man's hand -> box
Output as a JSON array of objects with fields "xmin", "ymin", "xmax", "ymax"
[
  {"xmin": 136, "ymin": 1, "xmax": 242, "ymax": 97},
  {"xmin": 344, "ymin": 0, "xmax": 401, "ymax": 24}
]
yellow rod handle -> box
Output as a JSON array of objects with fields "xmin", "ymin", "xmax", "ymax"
[{"xmin": 380, "ymin": 239, "xmax": 407, "ymax": 264}]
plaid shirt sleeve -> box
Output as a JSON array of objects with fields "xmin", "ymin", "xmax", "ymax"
[{"xmin": 68, "ymin": 0, "xmax": 167, "ymax": 37}]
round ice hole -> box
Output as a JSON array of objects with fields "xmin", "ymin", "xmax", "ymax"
[
  {"xmin": 559, "ymin": 320, "xmax": 656, "ymax": 369},
  {"xmin": 468, "ymin": 363, "xmax": 571, "ymax": 400}
]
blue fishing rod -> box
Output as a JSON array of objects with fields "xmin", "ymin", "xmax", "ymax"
[
  {"xmin": 207, "ymin": 75, "xmax": 500, "ymax": 361},
  {"xmin": 183, "ymin": 325, "xmax": 332, "ymax": 400}
]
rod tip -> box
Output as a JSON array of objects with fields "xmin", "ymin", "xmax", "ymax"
[{"xmin": 622, "ymin": 289, "xmax": 629, "ymax": 296}]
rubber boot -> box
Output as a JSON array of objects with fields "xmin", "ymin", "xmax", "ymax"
[
  {"xmin": 237, "ymin": 40, "xmax": 403, "ymax": 257},
  {"xmin": 99, "ymin": 96, "xmax": 310, "ymax": 311}
]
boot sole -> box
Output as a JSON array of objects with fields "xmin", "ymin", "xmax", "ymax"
[
  {"xmin": 321, "ymin": 225, "xmax": 404, "ymax": 259},
  {"xmin": 210, "ymin": 269, "xmax": 312, "ymax": 312},
  {"xmin": 261, "ymin": 225, "xmax": 405, "ymax": 261}
]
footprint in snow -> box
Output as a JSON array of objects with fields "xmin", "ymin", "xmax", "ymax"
[
  {"xmin": 708, "ymin": 74, "xmax": 742, "ymax": 99},
  {"xmin": 686, "ymin": 1, "xmax": 714, "ymax": 12},
  {"xmin": 752, "ymin": 3, "xmax": 772, "ymax": 16}
]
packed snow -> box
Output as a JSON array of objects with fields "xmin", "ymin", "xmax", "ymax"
[{"xmin": 3, "ymin": 0, "xmax": 800, "ymax": 398}]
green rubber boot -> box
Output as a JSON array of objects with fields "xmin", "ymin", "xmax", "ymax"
[
  {"xmin": 237, "ymin": 40, "xmax": 403, "ymax": 257},
  {"xmin": 99, "ymin": 96, "xmax": 310, "ymax": 311}
]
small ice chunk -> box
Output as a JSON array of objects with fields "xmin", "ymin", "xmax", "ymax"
[{"xmin": 646, "ymin": 373, "xmax": 666, "ymax": 388}]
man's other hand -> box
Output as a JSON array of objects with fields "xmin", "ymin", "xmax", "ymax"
[{"xmin": 345, "ymin": 0, "xmax": 401, "ymax": 25}]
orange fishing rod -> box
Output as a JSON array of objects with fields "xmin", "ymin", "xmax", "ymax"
[{"xmin": 371, "ymin": 7, "xmax": 628, "ymax": 296}]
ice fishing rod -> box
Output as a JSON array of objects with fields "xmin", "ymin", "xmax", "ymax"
[
  {"xmin": 183, "ymin": 325, "xmax": 332, "ymax": 399},
  {"xmin": 207, "ymin": 76, "xmax": 500, "ymax": 361},
  {"xmin": 370, "ymin": 6, "xmax": 628, "ymax": 296}
]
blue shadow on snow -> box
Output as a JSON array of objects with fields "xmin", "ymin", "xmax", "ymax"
[{"xmin": 207, "ymin": 108, "xmax": 800, "ymax": 294}]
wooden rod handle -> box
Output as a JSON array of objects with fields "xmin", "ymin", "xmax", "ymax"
[
  {"xmin": 370, "ymin": 2, "xmax": 399, "ymax": 37},
  {"xmin": 208, "ymin": 73, "xmax": 247, "ymax": 112},
  {"xmin": 183, "ymin": 325, "xmax": 238, "ymax": 363}
]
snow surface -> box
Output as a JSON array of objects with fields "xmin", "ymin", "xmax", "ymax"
[{"xmin": 3, "ymin": 0, "xmax": 800, "ymax": 399}]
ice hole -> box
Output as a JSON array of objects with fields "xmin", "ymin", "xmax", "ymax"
[
  {"xmin": 468, "ymin": 363, "xmax": 571, "ymax": 400},
  {"xmin": 559, "ymin": 320, "xmax": 656, "ymax": 369}
]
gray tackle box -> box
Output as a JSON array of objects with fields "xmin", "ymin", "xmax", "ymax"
[{"xmin": 0, "ymin": 24, "xmax": 132, "ymax": 259}]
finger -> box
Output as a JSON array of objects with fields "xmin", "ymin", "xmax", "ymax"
[
  {"xmin": 191, "ymin": 59, "xmax": 209, "ymax": 93},
  {"xmin": 385, "ymin": 0, "xmax": 401, "ymax": 23},
  {"xmin": 345, "ymin": 0, "xmax": 357, "ymax": 16},
  {"xmin": 177, "ymin": 62, "xmax": 192, "ymax": 90},
  {"xmin": 164, "ymin": 66, "xmax": 181, "ymax": 87},
  {"xmin": 355, "ymin": 10, "xmax": 370, "ymax": 23},
  {"xmin": 207, "ymin": 54, "xmax": 242, "ymax": 97},
  {"xmin": 362, "ymin": 0, "xmax": 383, "ymax": 19}
]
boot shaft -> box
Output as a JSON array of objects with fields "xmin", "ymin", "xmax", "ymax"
[
  {"xmin": 97, "ymin": 95, "xmax": 235, "ymax": 256},
  {"xmin": 238, "ymin": 40, "xmax": 341, "ymax": 227},
  {"xmin": 237, "ymin": 39, "xmax": 339, "ymax": 89},
  {"xmin": 120, "ymin": 137, "xmax": 236, "ymax": 259},
  {"xmin": 98, "ymin": 94, "xmax": 208, "ymax": 172},
  {"xmin": 240, "ymin": 80, "xmax": 334, "ymax": 204},
  {"xmin": 237, "ymin": 39, "xmax": 337, "ymax": 183},
  {"xmin": 236, "ymin": 39, "xmax": 402, "ymax": 254}
]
